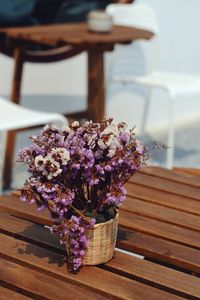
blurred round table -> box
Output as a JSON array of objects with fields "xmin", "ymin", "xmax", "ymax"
[
  {"xmin": 0, "ymin": 22, "xmax": 153, "ymax": 189},
  {"xmin": 1, "ymin": 23, "xmax": 153, "ymax": 122}
]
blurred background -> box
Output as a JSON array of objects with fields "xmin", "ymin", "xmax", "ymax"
[{"xmin": 0, "ymin": 0, "xmax": 200, "ymax": 190}]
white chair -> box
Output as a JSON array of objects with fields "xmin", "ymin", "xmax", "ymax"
[
  {"xmin": 106, "ymin": 3, "xmax": 200, "ymax": 169},
  {"xmin": 0, "ymin": 96, "xmax": 67, "ymax": 192}
]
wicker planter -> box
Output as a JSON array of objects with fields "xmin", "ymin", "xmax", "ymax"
[
  {"xmin": 82, "ymin": 212, "xmax": 119, "ymax": 265},
  {"xmin": 65, "ymin": 212, "xmax": 119, "ymax": 266}
]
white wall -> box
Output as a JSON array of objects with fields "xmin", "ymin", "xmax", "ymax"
[
  {"xmin": 107, "ymin": 0, "xmax": 200, "ymax": 133},
  {"xmin": 1, "ymin": 0, "xmax": 200, "ymax": 134}
]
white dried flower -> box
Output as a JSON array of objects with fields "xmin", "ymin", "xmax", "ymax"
[
  {"xmin": 43, "ymin": 125, "xmax": 50, "ymax": 131},
  {"xmin": 50, "ymin": 147, "xmax": 70, "ymax": 165},
  {"xmin": 135, "ymin": 139, "xmax": 144, "ymax": 154},
  {"xmin": 71, "ymin": 121, "xmax": 80, "ymax": 127},
  {"xmin": 84, "ymin": 133, "xmax": 97, "ymax": 149},
  {"xmin": 46, "ymin": 157, "xmax": 62, "ymax": 180},
  {"xmin": 98, "ymin": 139, "xmax": 107, "ymax": 150},
  {"xmin": 101, "ymin": 123, "xmax": 119, "ymax": 136},
  {"xmin": 64, "ymin": 126, "xmax": 71, "ymax": 134},
  {"xmin": 34, "ymin": 155, "xmax": 47, "ymax": 171},
  {"xmin": 107, "ymin": 148, "xmax": 116, "ymax": 158}
]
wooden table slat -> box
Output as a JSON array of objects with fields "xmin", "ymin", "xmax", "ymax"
[
  {"xmin": 125, "ymin": 182, "xmax": 200, "ymax": 216},
  {"xmin": 119, "ymin": 210, "xmax": 200, "ymax": 249},
  {"xmin": 0, "ymin": 213, "xmax": 199, "ymax": 299},
  {"xmin": 1, "ymin": 196, "xmax": 200, "ymax": 270},
  {"xmin": 0, "ymin": 167, "xmax": 199, "ymax": 299},
  {"xmin": 0, "ymin": 233, "xmax": 182, "ymax": 300},
  {"xmin": 141, "ymin": 166, "xmax": 200, "ymax": 188},
  {"xmin": 1, "ymin": 212, "xmax": 199, "ymax": 274},
  {"xmin": 0, "ymin": 195, "xmax": 52, "ymax": 226},
  {"xmin": 0, "ymin": 286, "xmax": 31, "ymax": 300},
  {"xmin": 173, "ymin": 167, "xmax": 200, "ymax": 177},
  {"xmin": 107, "ymin": 252, "xmax": 200, "ymax": 299},
  {"xmin": 117, "ymin": 228, "xmax": 200, "ymax": 273},
  {"xmin": 122, "ymin": 196, "xmax": 200, "ymax": 232},
  {"xmin": 1, "ymin": 195, "xmax": 199, "ymax": 249},
  {"xmin": 0, "ymin": 257, "xmax": 107, "ymax": 300},
  {"xmin": 130, "ymin": 173, "xmax": 200, "ymax": 201}
]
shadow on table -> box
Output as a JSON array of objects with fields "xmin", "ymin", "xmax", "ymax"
[
  {"xmin": 16, "ymin": 224, "xmax": 133, "ymax": 267},
  {"xmin": 17, "ymin": 223, "xmax": 66, "ymax": 267}
]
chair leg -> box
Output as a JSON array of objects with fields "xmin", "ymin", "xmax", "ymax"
[
  {"xmin": 2, "ymin": 48, "xmax": 25, "ymax": 190},
  {"xmin": 140, "ymin": 87, "xmax": 152, "ymax": 137},
  {"xmin": 0, "ymin": 132, "xmax": 7, "ymax": 193},
  {"xmin": 166, "ymin": 97, "xmax": 175, "ymax": 169}
]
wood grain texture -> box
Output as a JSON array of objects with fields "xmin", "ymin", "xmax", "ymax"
[
  {"xmin": 1, "ymin": 24, "xmax": 153, "ymax": 47},
  {"xmin": 0, "ymin": 233, "xmax": 182, "ymax": 300},
  {"xmin": 119, "ymin": 210, "xmax": 200, "ymax": 249},
  {"xmin": 173, "ymin": 167, "xmax": 200, "ymax": 177},
  {"xmin": 125, "ymin": 182, "xmax": 200, "ymax": 216},
  {"xmin": 0, "ymin": 213, "xmax": 199, "ymax": 299},
  {"xmin": 117, "ymin": 228, "xmax": 200, "ymax": 273},
  {"xmin": 122, "ymin": 196, "xmax": 200, "ymax": 231},
  {"xmin": 0, "ymin": 166, "xmax": 200, "ymax": 298},
  {"xmin": 0, "ymin": 195, "xmax": 51, "ymax": 226},
  {"xmin": 88, "ymin": 49, "xmax": 105, "ymax": 122},
  {"xmin": 129, "ymin": 172, "xmax": 200, "ymax": 201},
  {"xmin": 1, "ymin": 193, "xmax": 200, "ymax": 273},
  {"xmin": 141, "ymin": 166, "xmax": 200, "ymax": 187},
  {"xmin": 0, "ymin": 286, "xmax": 31, "ymax": 300},
  {"xmin": 1, "ymin": 212, "xmax": 199, "ymax": 274},
  {"xmin": 1, "ymin": 195, "xmax": 199, "ymax": 249},
  {"xmin": 106, "ymin": 252, "xmax": 200, "ymax": 299},
  {"xmin": 0, "ymin": 258, "xmax": 106, "ymax": 300}
]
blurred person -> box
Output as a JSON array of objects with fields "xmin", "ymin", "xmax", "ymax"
[
  {"xmin": 33, "ymin": 0, "xmax": 134, "ymax": 25},
  {"xmin": 0, "ymin": 0, "xmax": 133, "ymax": 27}
]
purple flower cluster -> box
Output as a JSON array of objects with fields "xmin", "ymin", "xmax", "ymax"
[
  {"xmin": 51, "ymin": 215, "xmax": 95, "ymax": 272},
  {"xmin": 17, "ymin": 118, "xmax": 150, "ymax": 271}
]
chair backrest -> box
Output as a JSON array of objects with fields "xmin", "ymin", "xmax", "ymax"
[
  {"xmin": 0, "ymin": 96, "xmax": 67, "ymax": 192},
  {"xmin": 0, "ymin": 97, "xmax": 66, "ymax": 131},
  {"xmin": 106, "ymin": 3, "xmax": 159, "ymax": 78}
]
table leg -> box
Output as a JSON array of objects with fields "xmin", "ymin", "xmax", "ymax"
[{"xmin": 88, "ymin": 49, "xmax": 105, "ymax": 122}]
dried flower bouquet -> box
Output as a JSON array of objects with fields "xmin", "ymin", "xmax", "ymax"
[{"xmin": 17, "ymin": 118, "xmax": 153, "ymax": 272}]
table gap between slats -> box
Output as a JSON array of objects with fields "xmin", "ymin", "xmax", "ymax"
[
  {"xmin": 0, "ymin": 285, "xmax": 32, "ymax": 300},
  {"xmin": 122, "ymin": 196, "xmax": 200, "ymax": 232},
  {"xmin": 125, "ymin": 183, "xmax": 200, "ymax": 217},
  {"xmin": 140, "ymin": 167, "xmax": 200, "ymax": 188},
  {"xmin": 2, "ymin": 211, "xmax": 200, "ymax": 275},
  {"xmin": 0, "ymin": 218, "xmax": 199, "ymax": 300},
  {"xmin": 129, "ymin": 173, "xmax": 200, "ymax": 201},
  {"xmin": 0, "ymin": 212, "xmax": 200, "ymax": 293},
  {"xmin": 0, "ymin": 232, "xmax": 183, "ymax": 300},
  {"xmin": 0, "ymin": 194, "xmax": 200, "ymax": 272},
  {"xmin": 1, "ymin": 194, "xmax": 200, "ymax": 250},
  {"xmin": 0, "ymin": 257, "xmax": 107, "ymax": 300}
]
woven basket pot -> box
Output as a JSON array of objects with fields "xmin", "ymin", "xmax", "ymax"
[
  {"xmin": 65, "ymin": 212, "xmax": 119, "ymax": 266},
  {"xmin": 82, "ymin": 212, "xmax": 119, "ymax": 265}
]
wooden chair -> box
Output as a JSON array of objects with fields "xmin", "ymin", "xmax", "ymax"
[{"xmin": 1, "ymin": 43, "xmax": 85, "ymax": 190}]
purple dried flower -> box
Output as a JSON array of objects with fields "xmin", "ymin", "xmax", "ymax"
[{"xmin": 17, "ymin": 118, "xmax": 161, "ymax": 272}]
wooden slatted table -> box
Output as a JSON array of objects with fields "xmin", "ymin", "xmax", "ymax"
[{"xmin": 0, "ymin": 166, "xmax": 200, "ymax": 299}]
